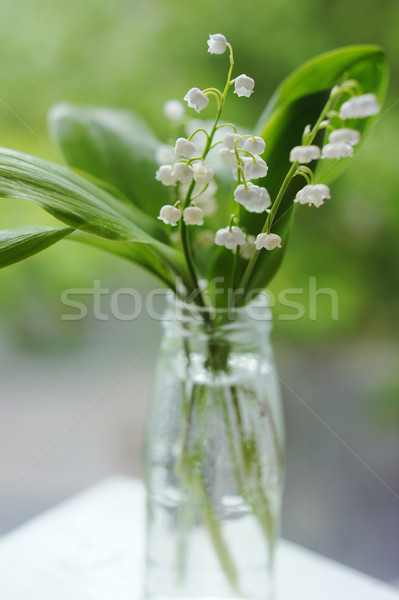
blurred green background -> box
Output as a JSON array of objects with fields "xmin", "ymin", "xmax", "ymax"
[{"xmin": 0, "ymin": 0, "xmax": 398, "ymax": 585}]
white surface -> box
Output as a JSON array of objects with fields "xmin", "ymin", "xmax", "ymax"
[{"xmin": 0, "ymin": 476, "xmax": 397, "ymax": 600}]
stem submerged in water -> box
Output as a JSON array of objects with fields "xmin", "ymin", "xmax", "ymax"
[{"xmin": 174, "ymin": 334, "xmax": 282, "ymax": 594}]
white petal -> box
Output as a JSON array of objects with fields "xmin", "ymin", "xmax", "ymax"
[
  {"xmin": 233, "ymin": 74, "xmax": 255, "ymax": 98},
  {"xmin": 255, "ymin": 233, "xmax": 282, "ymax": 251},
  {"xmin": 158, "ymin": 205, "xmax": 182, "ymax": 226},
  {"xmin": 207, "ymin": 33, "xmax": 227, "ymax": 55},
  {"xmin": 219, "ymin": 147, "xmax": 237, "ymax": 164},
  {"xmin": 184, "ymin": 88, "xmax": 209, "ymax": 113},
  {"xmin": 173, "ymin": 162, "xmax": 195, "ymax": 183},
  {"xmin": 174, "ymin": 137, "xmax": 196, "ymax": 158},
  {"xmin": 193, "ymin": 161, "xmax": 214, "ymax": 185},
  {"xmin": 321, "ymin": 142, "xmax": 354, "ymax": 159},
  {"xmin": 183, "ymin": 206, "xmax": 204, "ymax": 225},
  {"xmin": 289, "ymin": 145, "xmax": 321, "ymax": 164},
  {"xmin": 245, "ymin": 136, "xmax": 266, "ymax": 155},
  {"xmin": 329, "ymin": 128, "xmax": 360, "ymax": 146},
  {"xmin": 339, "ymin": 93, "xmax": 380, "ymax": 119},
  {"xmin": 155, "ymin": 165, "xmax": 177, "ymax": 186}
]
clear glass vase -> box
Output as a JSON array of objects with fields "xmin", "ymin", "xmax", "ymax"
[{"xmin": 142, "ymin": 294, "xmax": 285, "ymax": 600}]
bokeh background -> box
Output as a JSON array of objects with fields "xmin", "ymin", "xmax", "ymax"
[{"xmin": 0, "ymin": 0, "xmax": 398, "ymax": 586}]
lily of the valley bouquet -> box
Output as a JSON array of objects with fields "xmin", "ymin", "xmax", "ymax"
[
  {"xmin": 0, "ymin": 34, "xmax": 388, "ymax": 600},
  {"xmin": 0, "ymin": 34, "xmax": 387, "ymax": 310}
]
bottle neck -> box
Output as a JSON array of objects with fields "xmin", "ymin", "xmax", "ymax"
[{"xmin": 161, "ymin": 292, "xmax": 273, "ymax": 356}]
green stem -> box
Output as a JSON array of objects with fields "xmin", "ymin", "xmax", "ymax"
[
  {"xmin": 175, "ymin": 382, "xmax": 197, "ymax": 475},
  {"xmin": 198, "ymin": 472, "xmax": 242, "ymax": 596},
  {"xmin": 239, "ymin": 161, "xmax": 297, "ymax": 292},
  {"xmin": 239, "ymin": 87, "xmax": 343, "ymax": 296},
  {"xmin": 179, "ymin": 48, "xmax": 235, "ymax": 309}
]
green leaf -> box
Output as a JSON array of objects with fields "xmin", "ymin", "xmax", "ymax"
[
  {"xmin": 48, "ymin": 103, "xmax": 170, "ymax": 217},
  {"xmin": 249, "ymin": 45, "xmax": 388, "ymax": 291},
  {"xmin": 0, "ymin": 147, "xmax": 191, "ymax": 288},
  {"xmin": 0, "ymin": 226, "xmax": 73, "ymax": 268},
  {"xmin": 0, "ymin": 147, "xmax": 139, "ymax": 240},
  {"xmin": 71, "ymin": 232, "xmax": 178, "ymax": 290},
  {"xmin": 210, "ymin": 45, "xmax": 388, "ymax": 303}
]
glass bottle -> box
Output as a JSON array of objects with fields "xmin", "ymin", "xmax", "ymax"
[{"xmin": 143, "ymin": 293, "xmax": 285, "ymax": 600}]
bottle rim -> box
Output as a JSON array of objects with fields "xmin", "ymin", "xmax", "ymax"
[{"xmin": 164, "ymin": 290, "xmax": 272, "ymax": 328}]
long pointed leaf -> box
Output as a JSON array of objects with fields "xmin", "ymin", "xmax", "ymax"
[
  {"xmin": 0, "ymin": 226, "xmax": 73, "ymax": 268},
  {"xmin": 71, "ymin": 232, "xmax": 178, "ymax": 290},
  {"xmin": 48, "ymin": 103, "xmax": 169, "ymax": 217},
  {"xmin": 248, "ymin": 45, "xmax": 388, "ymax": 291},
  {"xmin": 0, "ymin": 148, "xmax": 190, "ymax": 287}
]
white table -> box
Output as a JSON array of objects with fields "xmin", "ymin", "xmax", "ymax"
[{"xmin": 0, "ymin": 476, "xmax": 397, "ymax": 600}]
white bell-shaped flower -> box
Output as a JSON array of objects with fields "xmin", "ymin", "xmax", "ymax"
[
  {"xmin": 215, "ymin": 226, "xmax": 246, "ymax": 250},
  {"xmin": 234, "ymin": 74, "xmax": 255, "ymax": 98},
  {"xmin": 234, "ymin": 183, "xmax": 271, "ymax": 213},
  {"xmin": 245, "ymin": 136, "xmax": 266, "ymax": 155},
  {"xmin": 223, "ymin": 133, "xmax": 245, "ymax": 150},
  {"xmin": 163, "ymin": 99, "xmax": 185, "ymax": 122},
  {"xmin": 158, "ymin": 205, "xmax": 181, "ymax": 226},
  {"xmin": 173, "ymin": 162, "xmax": 195, "ymax": 183},
  {"xmin": 155, "ymin": 145, "xmax": 176, "ymax": 165},
  {"xmin": 174, "ymin": 137, "xmax": 196, "ymax": 158},
  {"xmin": 339, "ymin": 93, "xmax": 380, "ymax": 119},
  {"xmin": 244, "ymin": 156, "xmax": 268, "ymax": 180},
  {"xmin": 183, "ymin": 206, "xmax": 204, "ymax": 226},
  {"xmin": 184, "ymin": 88, "xmax": 209, "ymax": 113},
  {"xmin": 329, "ymin": 128, "xmax": 360, "ymax": 146},
  {"xmin": 207, "ymin": 33, "xmax": 227, "ymax": 55},
  {"xmin": 193, "ymin": 161, "xmax": 214, "ymax": 185},
  {"xmin": 155, "ymin": 165, "xmax": 177, "ymax": 186},
  {"xmin": 289, "ymin": 145, "xmax": 321, "ymax": 164},
  {"xmin": 255, "ymin": 232, "xmax": 282, "ymax": 251},
  {"xmin": 294, "ymin": 184, "xmax": 331, "ymax": 208},
  {"xmin": 239, "ymin": 235, "xmax": 256, "ymax": 260},
  {"xmin": 219, "ymin": 147, "xmax": 237, "ymax": 164},
  {"xmin": 321, "ymin": 142, "xmax": 354, "ymax": 159}
]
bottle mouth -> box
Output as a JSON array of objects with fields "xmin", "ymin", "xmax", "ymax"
[{"xmin": 164, "ymin": 290, "xmax": 272, "ymax": 328}]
